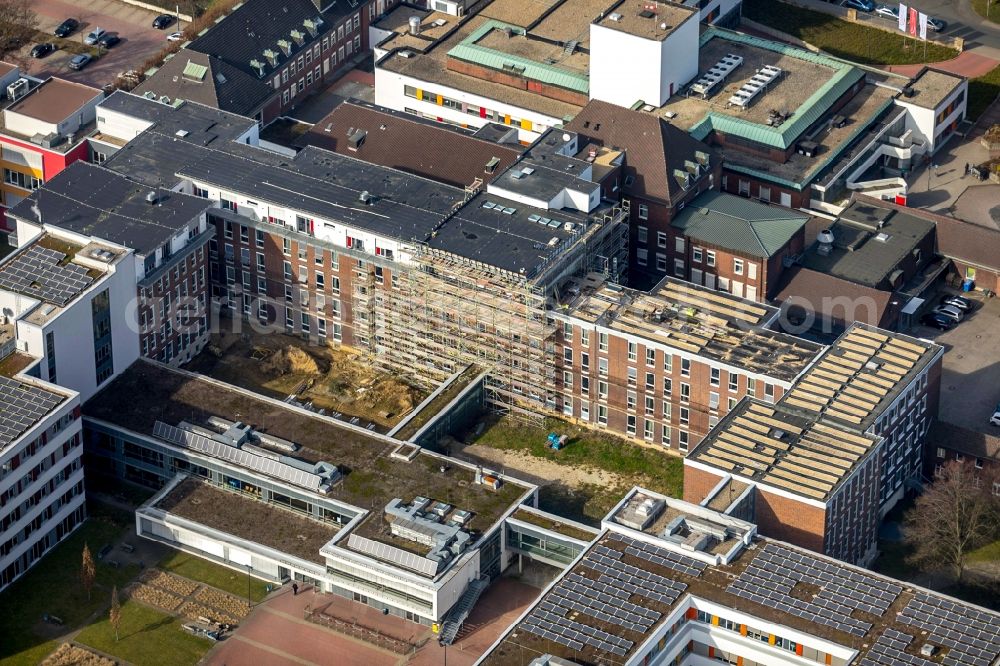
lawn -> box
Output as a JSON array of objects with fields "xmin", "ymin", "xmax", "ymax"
[
  {"xmin": 971, "ymin": 0, "xmax": 1000, "ymax": 25},
  {"xmin": 469, "ymin": 416, "xmax": 684, "ymax": 499},
  {"xmin": 968, "ymin": 64, "xmax": 1000, "ymax": 122},
  {"xmin": 742, "ymin": 0, "xmax": 958, "ymax": 65},
  {"xmin": 157, "ymin": 550, "xmax": 270, "ymax": 602},
  {"xmin": 0, "ymin": 519, "xmax": 138, "ymax": 666},
  {"xmin": 968, "ymin": 538, "xmax": 1000, "ymax": 563},
  {"xmin": 75, "ymin": 600, "xmax": 212, "ymax": 666}
]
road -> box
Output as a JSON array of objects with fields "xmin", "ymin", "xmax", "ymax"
[{"xmin": 21, "ymin": 0, "xmax": 170, "ymax": 88}]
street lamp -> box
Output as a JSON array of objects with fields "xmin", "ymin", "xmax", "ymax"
[{"xmin": 246, "ymin": 565, "xmax": 252, "ymax": 610}]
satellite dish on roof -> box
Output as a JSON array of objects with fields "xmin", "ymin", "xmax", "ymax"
[{"xmin": 561, "ymin": 132, "xmax": 571, "ymax": 142}]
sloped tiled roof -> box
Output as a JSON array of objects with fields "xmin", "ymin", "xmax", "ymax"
[
  {"xmin": 927, "ymin": 420, "xmax": 1000, "ymax": 461},
  {"xmin": 297, "ymin": 100, "xmax": 524, "ymax": 187},
  {"xmin": 773, "ymin": 265, "xmax": 898, "ymax": 329},
  {"xmin": 134, "ymin": 52, "xmax": 274, "ymax": 117},
  {"xmin": 564, "ymin": 100, "xmax": 715, "ymax": 205},
  {"xmin": 672, "ymin": 191, "xmax": 809, "ymax": 258}
]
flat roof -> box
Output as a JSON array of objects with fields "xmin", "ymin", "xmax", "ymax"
[
  {"xmin": 299, "ymin": 100, "xmax": 524, "ymax": 188},
  {"xmin": 0, "ymin": 234, "xmax": 105, "ymax": 307},
  {"xmin": 594, "ymin": 0, "xmax": 697, "ymax": 41},
  {"xmin": 156, "ymin": 477, "xmax": 334, "ymax": 564},
  {"xmin": 479, "ymin": 0, "xmax": 562, "ymax": 27},
  {"xmin": 100, "ymin": 92, "xmax": 257, "ymax": 143},
  {"xmin": 10, "ymin": 162, "xmax": 213, "ymax": 256},
  {"xmin": 85, "ymin": 361, "xmax": 532, "ymax": 543},
  {"xmin": 532, "ymin": 0, "xmax": 619, "ymax": 48},
  {"xmin": 780, "ymin": 323, "xmax": 939, "ymax": 431},
  {"xmin": 800, "ymin": 200, "xmax": 936, "ymax": 288},
  {"xmin": 373, "ymin": 8, "xmax": 461, "ymax": 53},
  {"xmin": 5, "ymin": 77, "xmax": 102, "ymax": 125},
  {"xmin": 0, "ymin": 373, "xmax": 68, "ymax": 452},
  {"xmin": 561, "ymin": 274, "xmax": 823, "ymax": 382},
  {"xmin": 377, "ymin": 15, "xmax": 583, "ymax": 121},
  {"xmin": 652, "ymin": 30, "xmax": 867, "ymax": 151},
  {"xmin": 482, "ymin": 522, "xmax": 1000, "ymax": 665},
  {"xmin": 688, "ymin": 399, "xmax": 879, "ymax": 501},
  {"xmin": 902, "ymin": 68, "xmax": 964, "ymax": 110}
]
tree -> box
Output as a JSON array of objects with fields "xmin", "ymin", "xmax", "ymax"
[
  {"xmin": 109, "ymin": 586, "xmax": 121, "ymax": 642},
  {"xmin": 903, "ymin": 461, "xmax": 1000, "ymax": 583},
  {"xmin": 0, "ymin": 0, "xmax": 39, "ymax": 56},
  {"xmin": 81, "ymin": 543, "xmax": 96, "ymax": 602}
]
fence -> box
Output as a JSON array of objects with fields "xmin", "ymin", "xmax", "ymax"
[{"xmin": 303, "ymin": 605, "xmax": 425, "ymax": 654}]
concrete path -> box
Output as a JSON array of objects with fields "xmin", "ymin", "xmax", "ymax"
[{"xmin": 884, "ymin": 49, "xmax": 1000, "ymax": 77}]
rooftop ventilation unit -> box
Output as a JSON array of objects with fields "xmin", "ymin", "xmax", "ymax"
[
  {"xmin": 175, "ymin": 129, "xmax": 190, "ymax": 138},
  {"xmin": 146, "ymin": 191, "xmax": 158, "ymax": 205},
  {"xmin": 920, "ymin": 645, "xmax": 937, "ymax": 657},
  {"xmin": 399, "ymin": 50, "xmax": 414, "ymax": 58},
  {"xmin": 639, "ymin": 9, "xmax": 655, "ymax": 18},
  {"xmin": 408, "ymin": 16, "xmax": 421, "ymax": 35},
  {"xmin": 6, "ymin": 78, "xmax": 30, "ymax": 103},
  {"xmin": 609, "ymin": 12, "xmax": 623, "ymax": 20},
  {"xmin": 874, "ymin": 232, "xmax": 891, "ymax": 243}
]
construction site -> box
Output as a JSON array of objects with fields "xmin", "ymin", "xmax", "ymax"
[
  {"xmin": 378, "ymin": 198, "xmax": 630, "ymax": 423},
  {"xmin": 185, "ymin": 324, "xmax": 427, "ymax": 433}
]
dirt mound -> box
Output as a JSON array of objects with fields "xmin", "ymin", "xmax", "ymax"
[{"xmin": 261, "ymin": 346, "xmax": 325, "ymax": 377}]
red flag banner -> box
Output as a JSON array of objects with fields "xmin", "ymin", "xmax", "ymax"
[{"xmin": 908, "ymin": 7, "xmax": 918, "ymax": 36}]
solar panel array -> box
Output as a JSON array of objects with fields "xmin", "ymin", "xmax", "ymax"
[
  {"xmin": 153, "ymin": 421, "xmax": 323, "ymax": 493},
  {"xmin": 611, "ymin": 533, "xmax": 708, "ymax": 577},
  {"xmin": 894, "ymin": 592, "xmax": 1000, "ymax": 666},
  {"xmin": 517, "ymin": 538, "xmax": 696, "ymax": 659},
  {"xmin": 728, "ymin": 543, "xmax": 902, "ymax": 637},
  {"xmin": 860, "ymin": 629, "xmax": 939, "ymax": 666},
  {"xmin": 0, "ymin": 377, "xmax": 64, "ymax": 447},
  {"xmin": 0, "ymin": 245, "xmax": 94, "ymax": 306}
]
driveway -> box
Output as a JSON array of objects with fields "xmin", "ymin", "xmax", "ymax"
[
  {"xmin": 20, "ymin": 0, "xmax": 172, "ymax": 88},
  {"xmin": 908, "ymin": 290, "xmax": 1000, "ymax": 435}
]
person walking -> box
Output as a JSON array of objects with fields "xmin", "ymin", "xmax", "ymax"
[{"xmin": 292, "ymin": 583, "xmax": 299, "ymax": 596}]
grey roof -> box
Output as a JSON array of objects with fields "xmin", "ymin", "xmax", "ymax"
[
  {"xmin": 800, "ymin": 200, "xmax": 935, "ymax": 288},
  {"xmin": 133, "ymin": 52, "xmax": 274, "ymax": 117},
  {"xmin": 10, "ymin": 162, "xmax": 213, "ymax": 255},
  {"xmin": 177, "ymin": 145, "xmax": 463, "ymax": 242},
  {"xmin": 671, "ymin": 191, "xmax": 810, "ymax": 259},
  {"xmin": 100, "ymin": 91, "xmax": 258, "ymax": 143},
  {"xmin": 429, "ymin": 193, "xmax": 583, "ymax": 278},
  {"xmin": 186, "ymin": 0, "xmax": 343, "ymax": 81}
]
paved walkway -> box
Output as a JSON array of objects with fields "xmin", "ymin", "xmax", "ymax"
[{"xmin": 884, "ymin": 49, "xmax": 1000, "ymax": 77}]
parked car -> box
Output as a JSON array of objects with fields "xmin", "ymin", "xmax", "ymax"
[
  {"xmin": 844, "ymin": 0, "xmax": 875, "ymax": 12},
  {"xmin": 152, "ymin": 14, "xmax": 175, "ymax": 29},
  {"xmin": 68, "ymin": 53, "xmax": 92, "ymax": 70},
  {"xmin": 84, "ymin": 28, "xmax": 106, "ymax": 45},
  {"xmin": 928, "ymin": 16, "xmax": 947, "ymax": 31},
  {"xmin": 920, "ymin": 313, "xmax": 955, "ymax": 330},
  {"xmin": 54, "ymin": 18, "xmax": 79, "ymax": 38},
  {"xmin": 30, "ymin": 43, "xmax": 56, "ymax": 58},
  {"xmin": 991, "ymin": 403, "xmax": 1000, "ymax": 427},
  {"xmin": 932, "ymin": 304, "xmax": 964, "ymax": 322},
  {"xmin": 166, "ymin": 31, "xmax": 184, "ymax": 42},
  {"xmin": 97, "ymin": 33, "xmax": 120, "ymax": 48},
  {"xmin": 940, "ymin": 294, "xmax": 973, "ymax": 311},
  {"xmin": 875, "ymin": 4, "xmax": 898, "ymax": 19}
]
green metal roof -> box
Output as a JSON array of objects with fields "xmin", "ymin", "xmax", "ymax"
[
  {"xmin": 671, "ymin": 191, "xmax": 810, "ymax": 258},
  {"xmin": 447, "ymin": 20, "xmax": 590, "ymax": 95},
  {"xmin": 688, "ymin": 29, "xmax": 865, "ymax": 150}
]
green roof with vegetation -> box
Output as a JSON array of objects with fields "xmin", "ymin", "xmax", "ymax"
[
  {"xmin": 672, "ymin": 191, "xmax": 810, "ymax": 257},
  {"xmin": 447, "ymin": 20, "xmax": 590, "ymax": 94},
  {"xmin": 688, "ymin": 29, "xmax": 866, "ymax": 150}
]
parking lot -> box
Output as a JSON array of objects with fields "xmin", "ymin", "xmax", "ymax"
[
  {"xmin": 16, "ymin": 0, "xmax": 175, "ymax": 88},
  {"xmin": 908, "ymin": 289, "xmax": 1000, "ymax": 435}
]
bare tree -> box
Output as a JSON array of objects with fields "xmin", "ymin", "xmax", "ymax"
[
  {"xmin": 81, "ymin": 543, "xmax": 96, "ymax": 602},
  {"xmin": 903, "ymin": 461, "xmax": 1000, "ymax": 583},
  {"xmin": 0, "ymin": 0, "xmax": 39, "ymax": 56},
  {"xmin": 109, "ymin": 586, "xmax": 122, "ymax": 642}
]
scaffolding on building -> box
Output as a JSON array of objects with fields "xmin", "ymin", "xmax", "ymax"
[{"xmin": 378, "ymin": 201, "xmax": 630, "ymax": 423}]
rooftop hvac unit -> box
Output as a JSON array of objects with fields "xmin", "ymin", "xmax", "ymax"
[
  {"xmin": 6, "ymin": 78, "xmax": 30, "ymax": 102},
  {"xmin": 408, "ymin": 16, "xmax": 421, "ymax": 35}
]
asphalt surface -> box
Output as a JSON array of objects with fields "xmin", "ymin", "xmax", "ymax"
[{"xmin": 19, "ymin": 0, "xmax": 175, "ymax": 88}]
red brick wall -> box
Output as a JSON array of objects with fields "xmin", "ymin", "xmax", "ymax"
[
  {"xmin": 754, "ymin": 487, "xmax": 827, "ymax": 554},
  {"xmin": 683, "ymin": 464, "xmax": 726, "ymax": 505},
  {"xmin": 445, "ymin": 59, "xmax": 589, "ymax": 107}
]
